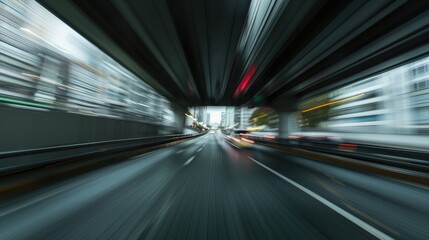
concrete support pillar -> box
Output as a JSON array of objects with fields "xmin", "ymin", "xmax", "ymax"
[
  {"xmin": 171, "ymin": 103, "xmax": 186, "ymax": 134},
  {"xmin": 271, "ymin": 95, "xmax": 299, "ymax": 139},
  {"xmin": 278, "ymin": 111, "xmax": 299, "ymax": 139}
]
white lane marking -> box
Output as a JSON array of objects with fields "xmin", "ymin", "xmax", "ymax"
[
  {"xmin": 177, "ymin": 150, "xmax": 184, "ymax": 153},
  {"xmin": 248, "ymin": 157, "xmax": 394, "ymax": 240},
  {"xmin": 197, "ymin": 148, "xmax": 202, "ymax": 152},
  {"xmin": 183, "ymin": 156, "xmax": 195, "ymax": 166},
  {"xmin": 0, "ymin": 183, "xmax": 78, "ymax": 218}
]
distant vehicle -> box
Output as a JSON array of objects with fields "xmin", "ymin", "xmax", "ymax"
[
  {"xmin": 225, "ymin": 130, "xmax": 254, "ymax": 148},
  {"xmin": 209, "ymin": 130, "xmax": 215, "ymax": 133}
]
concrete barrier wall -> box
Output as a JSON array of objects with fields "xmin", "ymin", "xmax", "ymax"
[{"xmin": 0, "ymin": 106, "xmax": 175, "ymax": 152}]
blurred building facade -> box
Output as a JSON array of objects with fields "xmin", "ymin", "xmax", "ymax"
[
  {"xmin": 195, "ymin": 107, "xmax": 209, "ymax": 126},
  {"xmin": 206, "ymin": 112, "xmax": 210, "ymax": 125},
  {"xmin": 225, "ymin": 107, "xmax": 235, "ymax": 127},
  {"xmin": 220, "ymin": 112, "xmax": 226, "ymax": 126},
  {"xmin": 0, "ymin": 0, "xmax": 175, "ymax": 125},
  {"xmin": 298, "ymin": 56, "xmax": 429, "ymax": 135},
  {"xmin": 234, "ymin": 107, "xmax": 255, "ymax": 129}
]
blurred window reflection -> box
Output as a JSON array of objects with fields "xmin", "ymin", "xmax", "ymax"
[
  {"xmin": 0, "ymin": 0, "xmax": 174, "ymax": 125},
  {"xmin": 299, "ymin": 56, "xmax": 429, "ymax": 135}
]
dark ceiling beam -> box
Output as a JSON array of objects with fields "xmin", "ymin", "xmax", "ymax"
[
  {"xmin": 166, "ymin": 0, "xmax": 252, "ymax": 105},
  {"xmin": 258, "ymin": 0, "xmax": 429, "ymax": 104},
  {"xmin": 36, "ymin": 0, "xmax": 176, "ymax": 101},
  {"xmin": 70, "ymin": 0, "xmax": 196, "ymax": 103},
  {"xmin": 224, "ymin": 0, "xmax": 293, "ymax": 106},
  {"xmin": 236, "ymin": 0, "xmax": 327, "ymax": 105},
  {"xmin": 110, "ymin": 0, "xmax": 201, "ymax": 102},
  {"xmin": 36, "ymin": 0, "xmax": 429, "ymax": 107},
  {"xmin": 289, "ymin": 1, "xmax": 429, "ymax": 99}
]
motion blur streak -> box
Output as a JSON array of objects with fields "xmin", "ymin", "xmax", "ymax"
[
  {"xmin": 247, "ymin": 156, "xmax": 393, "ymax": 240},
  {"xmin": 1, "ymin": 133, "xmax": 429, "ymax": 239},
  {"xmin": 2, "ymin": 0, "xmax": 429, "ymax": 239},
  {"xmin": 0, "ymin": 0, "xmax": 175, "ymax": 124},
  {"xmin": 234, "ymin": 65, "xmax": 256, "ymax": 96},
  {"xmin": 302, "ymin": 93, "xmax": 365, "ymax": 113}
]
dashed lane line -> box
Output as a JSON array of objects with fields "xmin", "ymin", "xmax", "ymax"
[
  {"xmin": 248, "ymin": 156, "xmax": 394, "ymax": 240},
  {"xmin": 183, "ymin": 156, "xmax": 195, "ymax": 166}
]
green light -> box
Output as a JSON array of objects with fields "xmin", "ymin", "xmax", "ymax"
[
  {"xmin": 253, "ymin": 95, "xmax": 264, "ymax": 103},
  {"xmin": 0, "ymin": 97, "xmax": 53, "ymax": 109}
]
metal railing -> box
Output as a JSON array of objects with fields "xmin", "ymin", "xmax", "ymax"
[
  {"xmin": 245, "ymin": 135, "xmax": 429, "ymax": 174},
  {"xmin": 0, "ymin": 132, "xmax": 206, "ymax": 174}
]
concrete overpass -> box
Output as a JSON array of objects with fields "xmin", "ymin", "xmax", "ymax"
[
  {"xmin": 32, "ymin": 0, "xmax": 429, "ymax": 140},
  {"xmin": 37, "ymin": 0, "xmax": 429, "ymax": 107},
  {"xmin": 1, "ymin": 1, "xmax": 429, "ymax": 239}
]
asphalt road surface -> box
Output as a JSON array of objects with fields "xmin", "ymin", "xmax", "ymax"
[{"xmin": 1, "ymin": 132, "xmax": 428, "ymax": 239}]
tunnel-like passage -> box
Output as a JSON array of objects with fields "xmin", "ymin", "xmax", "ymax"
[{"xmin": 1, "ymin": 0, "xmax": 429, "ymax": 239}]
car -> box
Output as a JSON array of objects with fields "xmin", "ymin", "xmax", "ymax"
[
  {"xmin": 225, "ymin": 130, "xmax": 254, "ymax": 148},
  {"xmin": 209, "ymin": 130, "xmax": 215, "ymax": 133}
]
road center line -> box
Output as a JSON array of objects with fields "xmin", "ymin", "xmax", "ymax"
[
  {"xmin": 248, "ymin": 156, "xmax": 394, "ymax": 240},
  {"xmin": 184, "ymin": 156, "xmax": 195, "ymax": 166}
]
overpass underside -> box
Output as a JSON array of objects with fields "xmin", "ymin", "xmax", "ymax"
[{"xmin": 1, "ymin": 0, "xmax": 429, "ymax": 239}]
